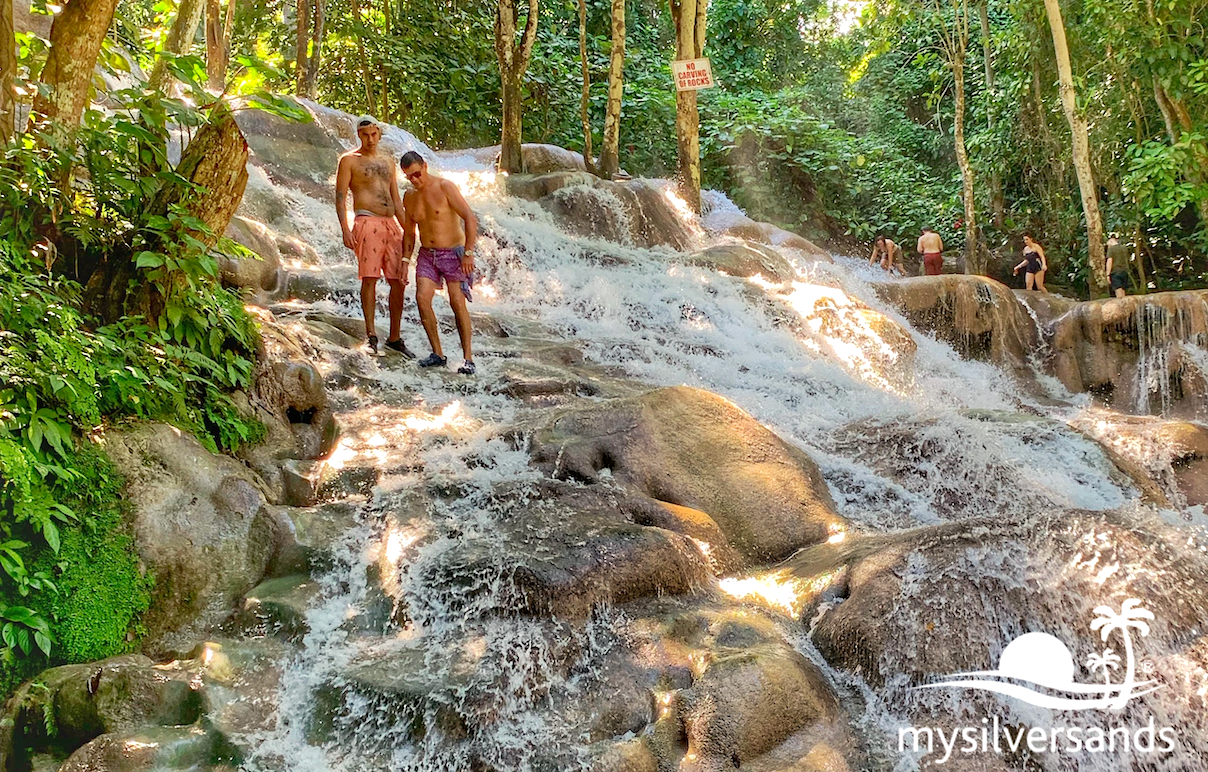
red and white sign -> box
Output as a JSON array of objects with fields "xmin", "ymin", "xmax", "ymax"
[{"xmin": 672, "ymin": 58, "xmax": 715, "ymax": 91}]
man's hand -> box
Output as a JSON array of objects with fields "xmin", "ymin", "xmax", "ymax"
[
  {"xmin": 342, "ymin": 230, "xmax": 355, "ymax": 250},
  {"xmin": 461, "ymin": 251, "xmax": 476, "ymax": 277}
]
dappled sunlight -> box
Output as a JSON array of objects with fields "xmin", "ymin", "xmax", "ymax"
[
  {"xmin": 719, "ymin": 572, "xmax": 808, "ymax": 616},
  {"xmin": 402, "ymin": 401, "xmax": 464, "ymax": 432}
]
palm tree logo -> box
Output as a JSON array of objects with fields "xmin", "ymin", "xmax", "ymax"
[
  {"xmin": 1084, "ymin": 648, "xmax": 1120, "ymax": 686},
  {"xmin": 1090, "ymin": 598, "xmax": 1154, "ymax": 709},
  {"xmin": 916, "ymin": 598, "xmax": 1162, "ymax": 710}
]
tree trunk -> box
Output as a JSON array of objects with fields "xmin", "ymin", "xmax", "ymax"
[
  {"xmin": 500, "ymin": 74, "xmax": 523, "ymax": 172},
  {"xmin": 349, "ymin": 0, "xmax": 376, "ymax": 114},
  {"xmin": 303, "ymin": 0, "xmax": 324, "ymax": 99},
  {"xmin": 494, "ymin": 0, "xmax": 539, "ymax": 173},
  {"xmin": 953, "ymin": 54, "xmax": 982, "ymax": 274},
  {"xmin": 294, "ymin": 0, "xmax": 310, "ymax": 95},
  {"xmin": 1, "ymin": 0, "xmax": 15, "ymax": 142},
  {"xmin": 978, "ymin": 0, "xmax": 1003, "ymax": 228},
  {"xmin": 206, "ymin": 0, "xmax": 237, "ymax": 90},
  {"xmin": 1043, "ymin": 0, "xmax": 1107, "ymax": 294},
  {"xmin": 1153, "ymin": 82, "xmax": 1208, "ymax": 229},
  {"xmin": 30, "ymin": 0, "xmax": 120, "ymax": 133},
  {"xmin": 577, "ymin": 0, "xmax": 594, "ymax": 173},
  {"xmin": 148, "ymin": 0, "xmax": 205, "ymax": 91},
  {"xmin": 669, "ymin": 0, "xmax": 705, "ymax": 213},
  {"xmin": 597, "ymin": 0, "xmax": 624, "ymax": 179}
]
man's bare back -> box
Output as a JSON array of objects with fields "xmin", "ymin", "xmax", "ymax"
[{"xmin": 918, "ymin": 230, "xmax": 944, "ymax": 254}]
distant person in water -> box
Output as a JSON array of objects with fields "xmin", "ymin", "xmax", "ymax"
[
  {"xmin": 869, "ymin": 235, "xmax": 903, "ymax": 275},
  {"xmin": 334, "ymin": 115, "xmax": 414, "ymax": 357},
  {"xmin": 1012, "ymin": 234, "xmax": 1049, "ymax": 292},
  {"xmin": 917, "ymin": 227, "xmax": 944, "ymax": 275},
  {"xmin": 1105, "ymin": 235, "xmax": 1131, "ymax": 298},
  {"xmin": 400, "ymin": 151, "xmax": 479, "ymax": 375}
]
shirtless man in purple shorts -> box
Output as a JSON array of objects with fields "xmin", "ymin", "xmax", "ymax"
[{"xmin": 400, "ymin": 151, "xmax": 479, "ymax": 374}]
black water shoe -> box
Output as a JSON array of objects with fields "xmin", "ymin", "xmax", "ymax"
[
  {"xmin": 418, "ymin": 353, "xmax": 447, "ymax": 368},
  {"xmin": 385, "ymin": 339, "xmax": 416, "ymax": 359},
  {"xmin": 458, "ymin": 360, "xmax": 476, "ymax": 375}
]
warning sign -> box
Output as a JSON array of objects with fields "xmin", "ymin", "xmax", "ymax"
[{"xmin": 672, "ymin": 58, "xmax": 715, "ymax": 92}]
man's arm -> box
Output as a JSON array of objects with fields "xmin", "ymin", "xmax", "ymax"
[
  {"xmin": 389, "ymin": 166, "xmax": 408, "ymax": 261},
  {"xmin": 401, "ymin": 191, "xmax": 418, "ymax": 262},
  {"xmin": 917, "ymin": 236, "xmax": 925, "ymax": 254},
  {"xmin": 445, "ymin": 180, "xmax": 478, "ymax": 275},
  {"xmin": 937, "ymin": 236, "xmax": 945, "ymax": 252},
  {"xmin": 335, "ymin": 155, "xmax": 354, "ymax": 249}
]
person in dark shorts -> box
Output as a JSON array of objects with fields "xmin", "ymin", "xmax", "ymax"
[
  {"xmin": 1012, "ymin": 234, "xmax": 1049, "ymax": 292},
  {"xmin": 1105, "ymin": 236, "xmax": 1130, "ymax": 298},
  {"xmin": 917, "ymin": 227, "xmax": 944, "ymax": 275},
  {"xmin": 400, "ymin": 151, "xmax": 479, "ymax": 374}
]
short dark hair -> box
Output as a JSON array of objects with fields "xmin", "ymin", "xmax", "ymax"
[
  {"xmin": 922, "ymin": 226, "xmax": 933, "ymax": 232},
  {"xmin": 400, "ymin": 151, "xmax": 426, "ymax": 169}
]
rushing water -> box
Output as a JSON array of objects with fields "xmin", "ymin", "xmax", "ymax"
[{"xmin": 228, "ymin": 110, "xmax": 1208, "ymax": 772}]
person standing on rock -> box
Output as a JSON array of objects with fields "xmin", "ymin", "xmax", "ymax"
[
  {"xmin": 1012, "ymin": 234, "xmax": 1049, "ymax": 292},
  {"xmin": 869, "ymin": 235, "xmax": 903, "ymax": 275},
  {"xmin": 400, "ymin": 151, "xmax": 479, "ymax": 375},
  {"xmin": 1106, "ymin": 236, "xmax": 1131, "ymax": 298},
  {"xmin": 917, "ymin": 227, "xmax": 944, "ymax": 276},
  {"xmin": 335, "ymin": 116, "xmax": 414, "ymax": 357}
]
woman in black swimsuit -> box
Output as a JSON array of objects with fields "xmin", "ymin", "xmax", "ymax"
[{"xmin": 1012, "ymin": 234, "xmax": 1049, "ymax": 292}]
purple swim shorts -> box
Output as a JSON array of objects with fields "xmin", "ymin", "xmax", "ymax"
[{"xmin": 416, "ymin": 245, "xmax": 474, "ymax": 301}]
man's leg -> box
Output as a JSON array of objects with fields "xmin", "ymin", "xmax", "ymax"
[
  {"xmin": 416, "ymin": 277, "xmax": 443, "ymax": 357},
  {"xmin": 447, "ymin": 285, "xmax": 474, "ymax": 362},
  {"xmin": 386, "ymin": 279, "xmax": 405, "ymax": 342},
  {"xmin": 360, "ymin": 277, "xmax": 378, "ymax": 337}
]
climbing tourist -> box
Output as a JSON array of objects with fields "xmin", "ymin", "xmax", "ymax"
[
  {"xmin": 917, "ymin": 227, "xmax": 944, "ymax": 276},
  {"xmin": 869, "ymin": 235, "xmax": 903, "ymax": 275},
  {"xmin": 1012, "ymin": 234, "xmax": 1049, "ymax": 292},
  {"xmin": 1106, "ymin": 236, "xmax": 1131, "ymax": 298},
  {"xmin": 334, "ymin": 115, "xmax": 414, "ymax": 357},
  {"xmin": 401, "ymin": 151, "xmax": 480, "ymax": 375}
]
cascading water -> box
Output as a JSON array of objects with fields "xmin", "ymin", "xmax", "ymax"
[{"xmin": 224, "ymin": 108, "xmax": 1208, "ymax": 772}]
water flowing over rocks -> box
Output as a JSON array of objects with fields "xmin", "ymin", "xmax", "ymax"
[{"xmin": 15, "ymin": 103, "xmax": 1208, "ymax": 772}]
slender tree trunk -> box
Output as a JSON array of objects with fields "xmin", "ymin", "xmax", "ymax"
[
  {"xmin": 494, "ymin": 0, "xmax": 539, "ymax": 173},
  {"xmin": 1, "ymin": 0, "xmax": 16, "ymax": 142},
  {"xmin": 206, "ymin": 0, "xmax": 237, "ymax": 90},
  {"xmin": 294, "ymin": 0, "xmax": 309, "ymax": 94},
  {"xmin": 30, "ymin": 0, "xmax": 120, "ymax": 133},
  {"xmin": 978, "ymin": 0, "xmax": 1004, "ymax": 228},
  {"xmin": 303, "ymin": 0, "xmax": 324, "ymax": 99},
  {"xmin": 1043, "ymin": 0, "xmax": 1107, "ymax": 293},
  {"xmin": 577, "ymin": 0, "xmax": 594, "ymax": 173},
  {"xmin": 953, "ymin": 54, "xmax": 983, "ymax": 273},
  {"xmin": 148, "ymin": 0, "xmax": 206, "ymax": 91},
  {"xmin": 669, "ymin": 0, "xmax": 705, "ymax": 213},
  {"xmin": 349, "ymin": 0, "xmax": 376, "ymax": 114},
  {"xmin": 1133, "ymin": 221, "xmax": 1148, "ymax": 293},
  {"xmin": 597, "ymin": 0, "xmax": 624, "ymax": 179},
  {"xmin": 1152, "ymin": 82, "xmax": 1208, "ymax": 229}
]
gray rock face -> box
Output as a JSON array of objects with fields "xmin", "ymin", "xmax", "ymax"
[
  {"xmin": 1049, "ymin": 291, "xmax": 1208, "ymax": 417},
  {"xmin": 681, "ymin": 242, "xmax": 797, "ymax": 283},
  {"xmin": 221, "ymin": 216, "xmax": 285, "ymax": 298},
  {"xmin": 532, "ymin": 386, "xmax": 847, "ymax": 567},
  {"xmin": 874, "ymin": 275, "xmax": 1040, "ymax": 371},
  {"xmin": 103, "ymin": 425, "xmax": 288, "ymax": 648}
]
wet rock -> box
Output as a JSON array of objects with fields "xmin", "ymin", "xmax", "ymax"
[
  {"xmin": 679, "ymin": 644, "xmax": 840, "ymax": 770},
  {"xmin": 682, "ymin": 242, "xmax": 795, "ymax": 283},
  {"xmin": 1012, "ymin": 289, "xmax": 1077, "ymax": 327},
  {"xmin": 874, "ymin": 275, "xmax": 1039, "ymax": 371},
  {"xmin": 720, "ymin": 219, "xmax": 831, "ymax": 263},
  {"xmin": 464, "ymin": 143, "xmax": 589, "ymax": 174},
  {"xmin": 231, "ymin": 574, "xmax": 320, "ymax": 641},
  {"xmin": 532, "ymin": 177, "xmax": 698, "ymax": 251},
  {"xmin": 103, "ymin": 425, "xmax": 287, "ymax": 647},
  {"xmin": 59, "ymin": 725, "xmax": 227, "ymax": 772},
  {"xmin": 221, "ymin": 216, "xmax": 286, "ymax": 299},
  {"xmin": 532, "ymin": 387, "xmax": 847, "ymax": 566},
  {"xmin": 286, "ymin": 267, "xmax": 337, "ymax": 302},
  {"xmin": 234, "ymin": 102, "xmax": 345, "ymax": 196},
  {"xmin": 630, "ymin": 501, "xmax": 742, "ymax": 575},
  {"xmin": 591, "ymin": 738, "xmax": 659, "ymax": 772},
  {"xmin": 505, "ymin": 170, "xmax": 599, "ymax": 201},
  {"xmin": 1049, "ymin": 291, "xmax": 1208, "ymax": 417},
  {"xmin": 271, "ymin": 501, "xmax": 362, "ymax": 575}
]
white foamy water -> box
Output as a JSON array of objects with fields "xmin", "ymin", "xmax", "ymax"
[{"xmin": 230, "ymin": 113, "xmax": 1208, "ymax": 772}]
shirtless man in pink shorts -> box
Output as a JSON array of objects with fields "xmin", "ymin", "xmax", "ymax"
[
  {"xmin": 400, "ymin": 151, "xmax": 479, "ymax": 375},
  {"xmin": 334, "ymin": 116, "xmax": 414, "ymax": 356}
]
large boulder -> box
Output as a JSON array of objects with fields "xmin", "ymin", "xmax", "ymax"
[
  {"xmin": 1049, "ymin": 291, "xmax": 1208, "ymax": 417},
  {"xmin": 681, "ymin": 242, "xmax": 796, "ymax": 283},
  {"xmin": 531, "ymin": 387, "xmax": 847, "ymax": 566},
  {"xmin": 458, "ymin": 143, "xmax": 588, "ymax": 173},
  {"xmin": 59, "ymin": 726, "xmax": 227, "ymax": 772},
  {"xmin": 797, "ymin": 508, "xmax": 1208, "ymax": 766},
  {"xmin": 873, "ymin": 275, "xmax": 1040, "ymax": 371},
  {"xmin": 535, "ymin": 178, "xmax": 699, "ymax": 251},
  {"xmin": 221, "ymin": 216, "xmax": 285, "ymax": 300},
  {"xmin": 103, "ymin": 424, "xmax": 288, "ymax": 647},
  {"xmin": 719, "ymin": 218, "xmax": 831, "ymax": 263}
]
